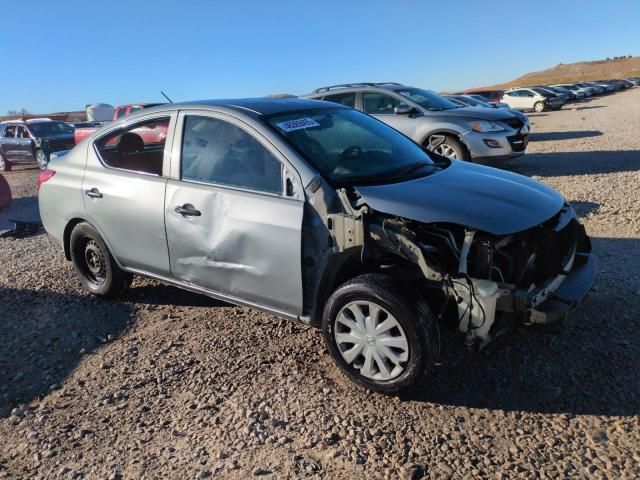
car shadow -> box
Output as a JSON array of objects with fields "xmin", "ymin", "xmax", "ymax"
[
  {"xmin": 529, "ymin": 130, "xmax": 603, "ymax": 141},
  {"xmin": 402, "ymin": 236, "xmax": 640, "ymax": 417},
  {"xmin": 124, "ymin": 282, "xmax": 230, "ymax": 308},
  {"xmin": 574, "ymin": 105, "xmax": 607, "ymax": 111},
  {"xmin": 0, "ymin": 196, "xmax": 40, "ymax": 232},
  {"xmin": 568, "ymin": 200, "xmax": 600, "ymax": 218},
  {"xmin": 511, "ymin": 150, "xmax": 640, "ymax": 177},
  {"xmin": 0, "ymin": 286, "xmax": 134, "ymax": 417}
]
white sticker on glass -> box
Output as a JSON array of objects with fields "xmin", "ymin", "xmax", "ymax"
[{"xmin": 276, "ymin": 118, "xmax": 320, "ymax": 132}]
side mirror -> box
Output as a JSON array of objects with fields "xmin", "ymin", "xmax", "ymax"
[{"xmin": 394, "ymin": 104, "xmax": 413, "ymax": 115}]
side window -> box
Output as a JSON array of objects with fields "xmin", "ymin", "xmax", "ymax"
[
  {"xmin": 17, "ymin": 126, "xmax": 30, "ymax": 138},
  {"xmin": 362, "ymin": 92, "xmax": 404, "ymax": 114},
  {"xmin": 115, "ymin": 108, "xmax": 128, "ymax": 119},
  {"xmin": 96, "ymin": 117, "xmax": 169, "ymax": 175},
  {"xmin": 181, "ymin": 116, "xmax": 282, "ymax": 195},
  {"xmin": 130, "ymin": 106, "xmax": 142, "ymax": 113},
  {"xmin": 4, "ymin": 125, "xmax": 16, "ymax": 138},
  {"xmin": 323, "ymin": 92, "xmax": 356, "ymax": 108}
]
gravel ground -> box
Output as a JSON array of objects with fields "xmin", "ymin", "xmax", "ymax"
[{"xmin": 1, "ymin": 90, "xmax": 639, "ymax": 479}]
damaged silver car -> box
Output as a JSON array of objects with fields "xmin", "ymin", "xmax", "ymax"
[{"xmin": 39, "ymin": 98, "xmax": 595, "ymax": 393}]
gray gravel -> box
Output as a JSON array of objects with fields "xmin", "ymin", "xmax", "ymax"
[{"xmin": 1, "ymin": 90, "xmax": 639, "ymax": 479}]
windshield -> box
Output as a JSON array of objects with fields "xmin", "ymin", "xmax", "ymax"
[
  {"xmin": 28, "ymin": 121, "xmax": 74, "ymax": 136},
  {"xmin": 532, "ymin": 88, "xmax": 553, "ymax": 96},
  {"xmin": 395, "ymin": 88, "xmax": 460, "ymax": 111},
  {"xmin": 457, "ymin": 96, "xmax": 488, "ymax": 107},
  {"xmin": 266, "ymin": 107, "xmax": 442, "ymax": 185}
]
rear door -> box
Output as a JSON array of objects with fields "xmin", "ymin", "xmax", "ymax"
[
  {"xmin": 82, "ymin": 112, "xmax": 176, "ymax": 276},
  {"xmin": 164, "ymin": 110, "xmax": 304, "ymax": 315},
  {"xmin": 362, "ymin": 91, "xmax": 417, "ymax": 138}
]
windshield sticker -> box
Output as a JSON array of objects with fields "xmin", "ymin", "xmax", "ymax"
[{"xmin": 276, "ymin": 118, "xmax": 320, "ymax": 132}]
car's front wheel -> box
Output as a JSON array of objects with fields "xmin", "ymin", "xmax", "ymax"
[
  {"xmin": 322, "ymin": 274, "xmax": 439, "ymax": 393},
  {"xmin": 534, "ymin": 101, "xmax": 545, "ymax": 113},
  {"xmin": 70, "ymin": 222, "xmax": 132, "ymax": 297},
  {"xmin": 0, "ymin": 152, "xmax": 11, "ymax": 172},
  {"xmin": 428, "ymin": 135, "xmax": 469, "ymax": 161},
  {"xmin": 35, "ymin": 149, "xmax": 48, "ymax": 170}
]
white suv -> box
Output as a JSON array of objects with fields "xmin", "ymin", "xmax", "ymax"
[{"xmin": 502, "ymin": 88, "xmax": 564, "ymax": 113}]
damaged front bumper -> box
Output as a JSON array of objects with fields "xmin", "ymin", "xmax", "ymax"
[{"xmin": 525, "ymin": 251, "xmax": 596, "ymax": 325}]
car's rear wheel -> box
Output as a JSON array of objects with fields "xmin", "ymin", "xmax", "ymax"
[
  {"xmin": 322, "ymin": 273, "xmax": 439, "ymax": 393},
  {"xmin": 428, "ymin": 135, "xmax": 469, "ymax": 161},
  {"xmin": 35, "ymin": 149, "xmax": 48, "ymax": 170},
  {"xmin": 70, "ymin": 222, "xmax": 132, "ymax": 297},
  {"xmin": 534, "ymin": 102, "xmax": 545, "ymax": 113},
  {"xmin": 0, "ymin": 153, "xmax": 11, "ymax": 172}
]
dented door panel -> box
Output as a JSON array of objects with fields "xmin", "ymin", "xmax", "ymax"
[{"xmin": 165, "ymin": 180, "xmax": 304, "ymax": 315}]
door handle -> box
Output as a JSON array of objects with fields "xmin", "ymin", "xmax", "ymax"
[
  {"xmin": 175, "ymin": 204, "xmax": 201, "ymax": 217},
  {"xmin": 85, "ymin": 188, "xmax": 103, "ymax": 199}
]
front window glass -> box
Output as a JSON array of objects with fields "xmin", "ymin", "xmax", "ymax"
[
  {"xmin": 362, "ymin": 92, "xmax": 406, "ymax": 114},
  {"xmin": 96, "ymin": 117, "xmax": 169, "ymax": 175},
  {"xmin": 266, "ymin": 107, "xmax": 442, "ymax": 185},
  {"xmin": 457, "ymin": 96, "xmax": 484, "ymax": 107},
  {"xmin": 26, "ymin": 121, "xmax": 74, "ymax": 136},
  {"xmin": 181, "ymin": 116, "xmax": 282, "ymax": 194},
  {"xmin": 395, "ymin": 88, "xmax": 460, "ymax": 111}
]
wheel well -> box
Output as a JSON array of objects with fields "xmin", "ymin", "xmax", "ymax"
[
  {"xmin": 63, "ymin": 218, "xmax": 86, "ymax": 260},
  {"xmin": 311, "ymin": 251, "xmax": 425, "ymax": 325},
  {"xmin": 422, "ymin": 131, "xmax": 470, "ymax": 159}
]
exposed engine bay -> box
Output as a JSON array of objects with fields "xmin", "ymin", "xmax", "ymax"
[{"xmin": 309, "ymin": 186, "xmax": 594, "ymax": 348}]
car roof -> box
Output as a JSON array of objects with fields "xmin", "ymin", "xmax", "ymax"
[{"xmin": 143, "ymin": 97, "xmax": 334, "ymax": 117}]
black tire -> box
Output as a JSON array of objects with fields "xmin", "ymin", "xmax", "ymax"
[
  {"xmin": 35, "ymin": 149, "xmax": 48, "ymax": 170},
  {"xmin": 429, "ymin": 135, "xmax": 470, "ymax": 161},
  {"xmin": 533, "ymin": 101, "xmax": 545, "ymax": 113},
  {"xmin": 70, "ymin": 222, "xmax": 132, "ymax": 297},
  {"xmin": 0, "ymin": 152, "xmax": 11, "ymax": 172},
  {"xmin": 322, "ymin": 273, "xmax": 439, "ymax": 394}
]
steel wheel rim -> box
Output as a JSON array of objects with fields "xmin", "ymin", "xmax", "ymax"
[
  {"xmin": 534, "ymin": 103, "xmax": 544, "ymax": 112},
  {"xmin": 36, "ymin": 150, "xmax": 47, "ymax": 169},
  {"xmin": 434, "ymin": 144, "xmax": 458, "ymax": 159},
  {"xmin": 83, "ymin": 240, "xmax": 106, "ymax": 284},
  {"xmin": 334, "ymin": 301, "xmax": 409, "ymax": 381}
]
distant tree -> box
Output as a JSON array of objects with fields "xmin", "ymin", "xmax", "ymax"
[
  {"xmin": 7, "ymin": 110, "xmax": 17, "ymax": 115},
  {"xmin": 19, "ymin": 108, "xmax": 29, "ymax": 115},
  {"xmin": 606, "ymin": 57, "xmax": 611, "ymax": 61}
]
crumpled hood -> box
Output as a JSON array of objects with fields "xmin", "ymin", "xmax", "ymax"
[
  {"xmin": 436, "ymin": 106, "xmax": 516, "ymax": 122},
  {"xmin": 356, "ymin": 161, "xmax": 564, "ymax": 235}
]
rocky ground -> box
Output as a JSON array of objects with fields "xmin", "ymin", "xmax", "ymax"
[{"xmin": 0, "ymin": 90, "xmax": 639, "ymax": 479}]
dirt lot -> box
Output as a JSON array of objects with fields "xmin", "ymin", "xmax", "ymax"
[{"xmin": 1, "ymin": 90, "xmax": 639, "ymax": 480}]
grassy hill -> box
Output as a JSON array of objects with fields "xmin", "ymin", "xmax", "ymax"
[{"xmin": 479, "ymin": 56, "xmax": 640, "ymax": 90}]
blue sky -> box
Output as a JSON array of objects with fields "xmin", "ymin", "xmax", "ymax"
[{"xmin": 1, "ymin": 0, "xmax": 638, "ymax": 113}]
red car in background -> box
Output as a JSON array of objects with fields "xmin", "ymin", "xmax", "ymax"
[{"xmin": 74, "ymin": 103, "xmax": 165, "ymax": 144}]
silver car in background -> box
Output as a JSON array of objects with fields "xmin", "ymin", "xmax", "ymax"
[
  {"xmin": 39, "ymin": 98, "xmax": 594, "ymax": 393},
  {"xmin": 304, "ymin": 83, "xmax": 529, "ymax": 163}
]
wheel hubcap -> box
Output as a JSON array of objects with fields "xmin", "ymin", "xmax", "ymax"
[
  {"xmin": 84, "ymin": 240, "xmax": 106, "ymax": 283},
  {"xmin": 334, "ymin": 301, "xmax": 409, "ymax": 381},
  {"xmin": 36, "ymin": 151, "xmax": 47, "ymax": 167},
  {"xmin": 434, "ymin": 144, "xmax": 458, "ymax": 159}
]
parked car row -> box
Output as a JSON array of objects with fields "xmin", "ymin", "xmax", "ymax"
[{"xmin": 465, "ymin": 78, "xmax": 637, "ymax": 113}]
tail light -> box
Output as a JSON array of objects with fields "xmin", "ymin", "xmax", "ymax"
[{"xmin": 38, "ymin": 169, "xmax": 56, "ymax": 192}]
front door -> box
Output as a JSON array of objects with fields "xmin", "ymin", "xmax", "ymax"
[
  {"xmin": 362, "ymin": 92, "xmax": 417, "ymax": 139},
  {"xmin": 82, "ymin": 113, "xmax": 175, "ymax": 276},
  {"xmin": 16, "ymin": 126, "xmax": 34, "ymax": 161},
  {"xmin": 0, "ymin": 124, "xmax": 19, "ymax": 161},
  {"xmin": 164, "ymin": 112, "xmax": 304, "ymax": 315}
]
